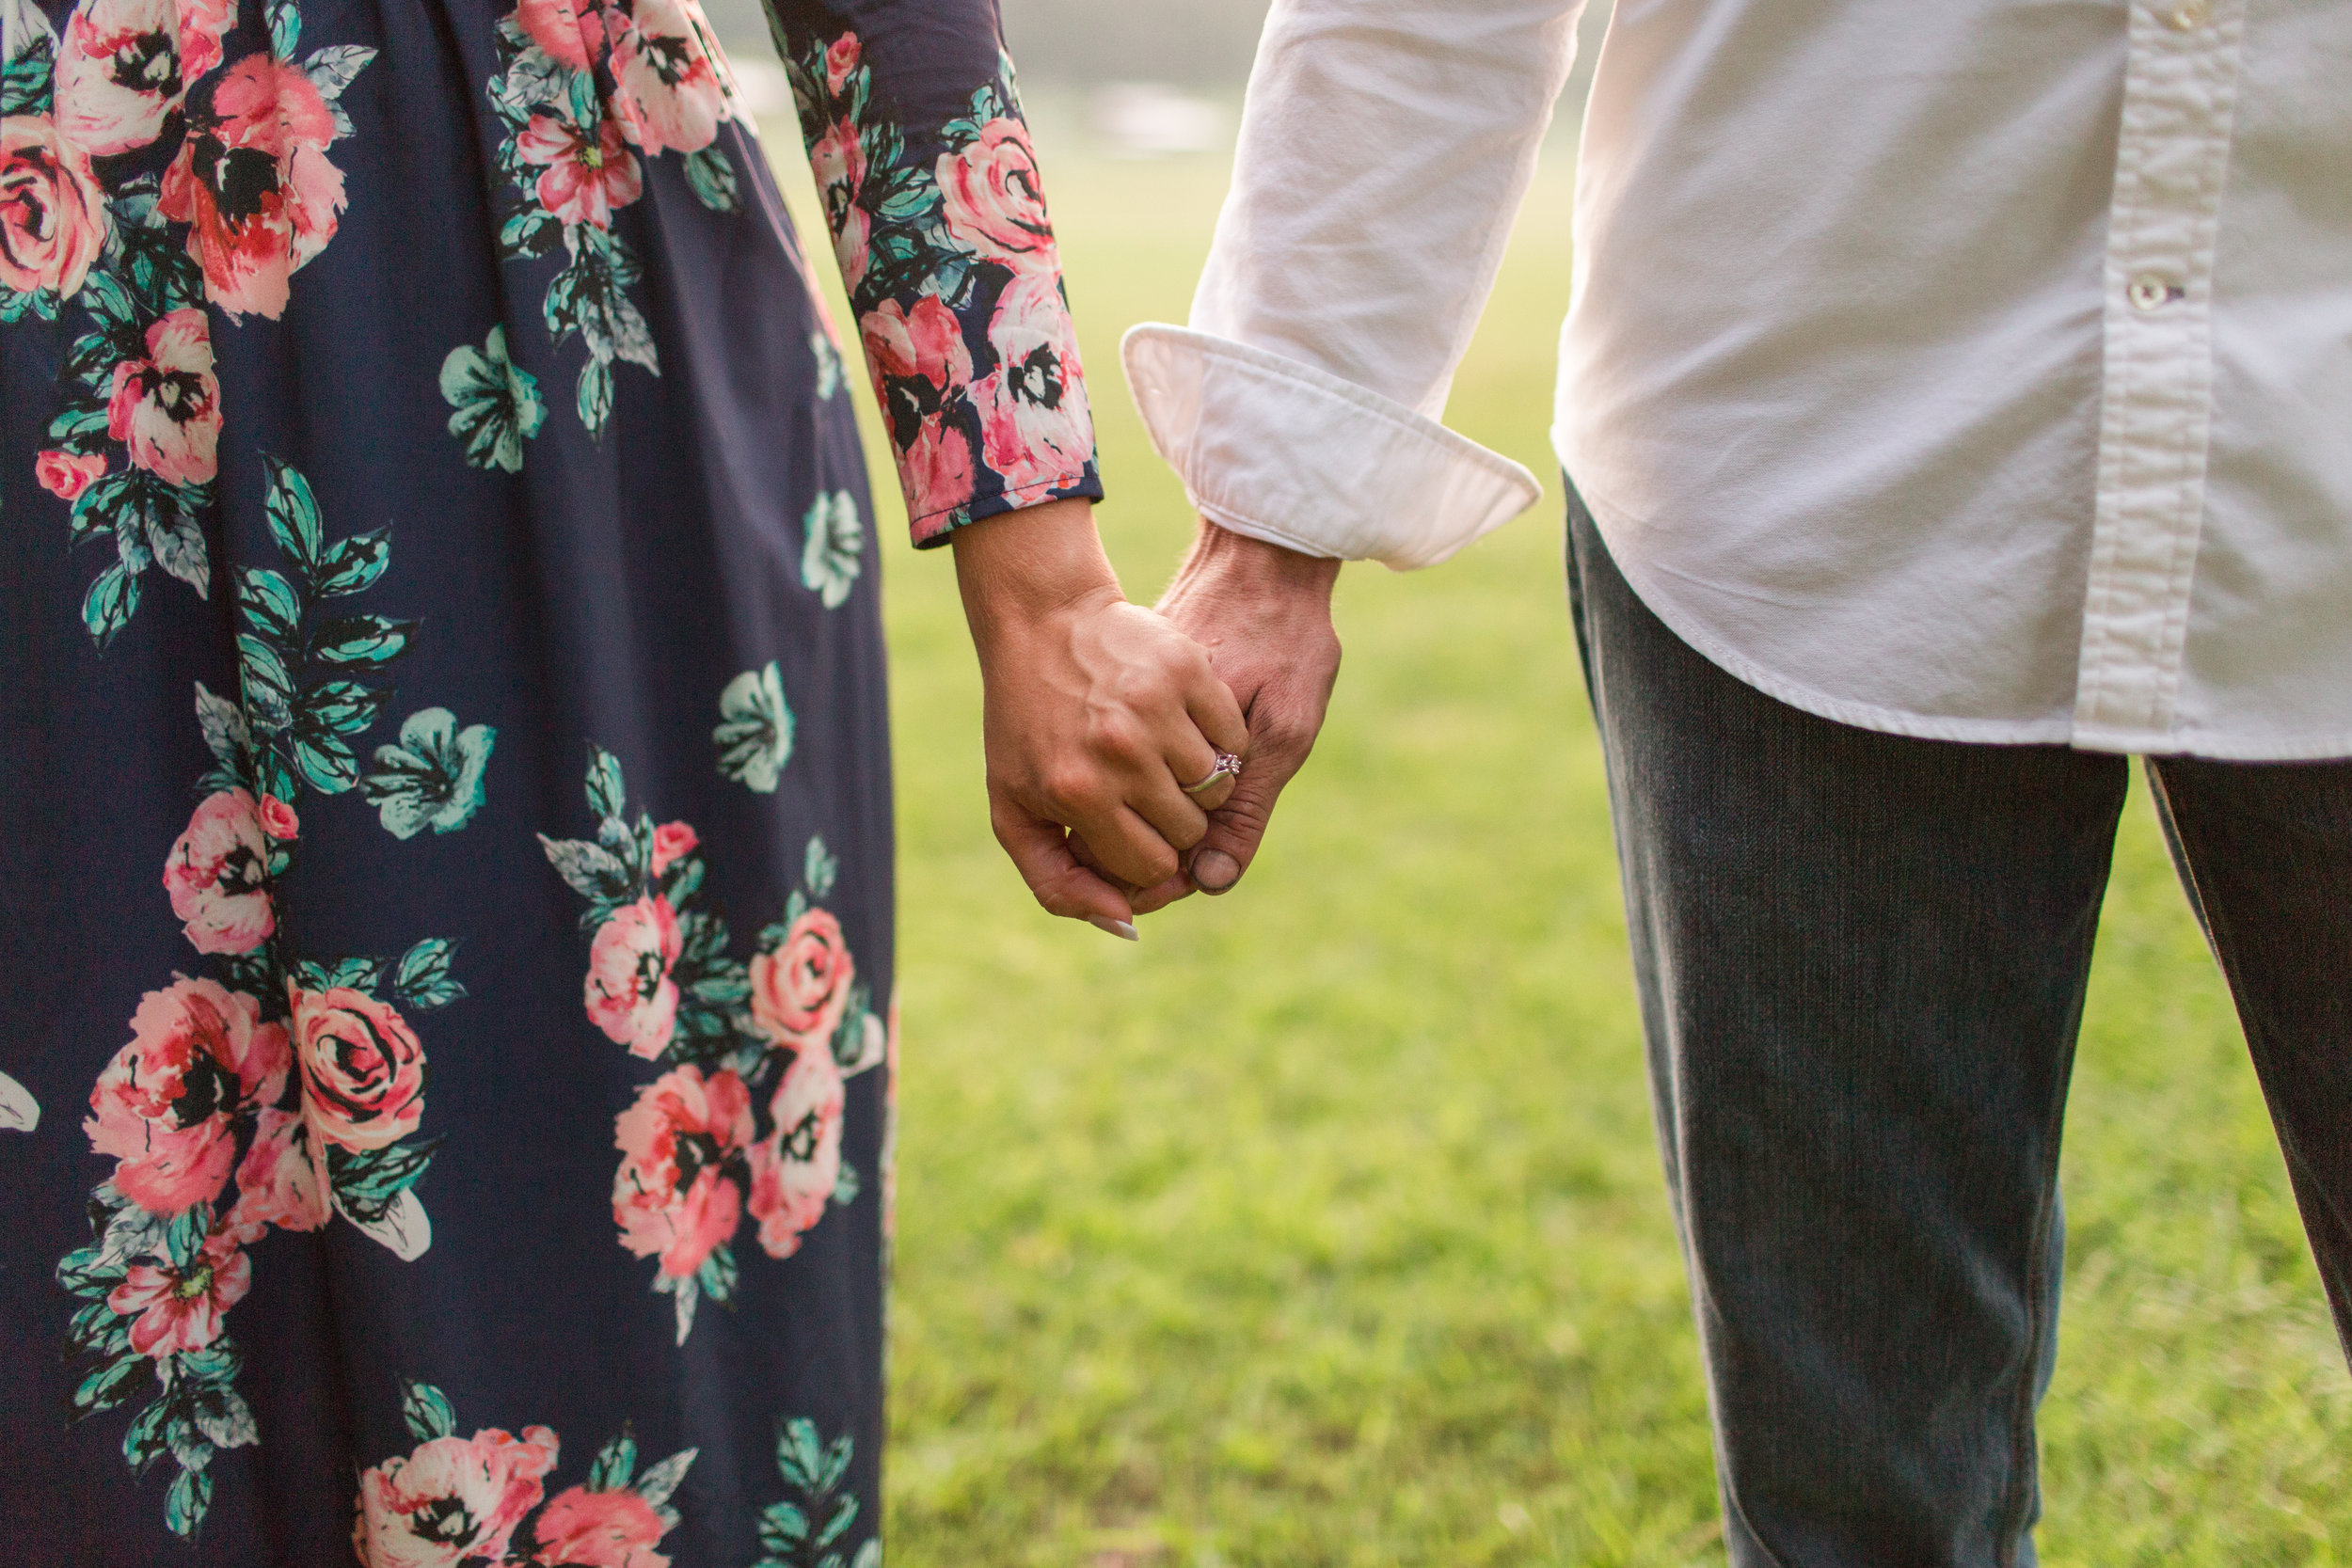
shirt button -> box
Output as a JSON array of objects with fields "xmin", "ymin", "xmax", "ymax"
[
  {"xmin": 2165, "ymin": 0, "xmax": 2207, "ymax": 28},
  {"xmin": 2128, "ymin": 274, "xmax": 2178, "ymax": 311}
]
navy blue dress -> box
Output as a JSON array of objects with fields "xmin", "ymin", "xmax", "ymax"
[{"xmin": 0, "ymin": 0, "xmax": 1100, "ymax": 1556}]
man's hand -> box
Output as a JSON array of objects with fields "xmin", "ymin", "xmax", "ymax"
[
  {"xmin": 1128, "ymin": 520, "xmax": 1342, "ymax": 912},
  {"xmin": 953, "ymin": 499, "xmax": 1249, "ymax": 938}
]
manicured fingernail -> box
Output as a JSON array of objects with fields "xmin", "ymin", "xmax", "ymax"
[
  {"xmin": 1192, "ymin": 849, "xmax": 1240, "ymax": 895},
  {"xmin": 1089, "ymin": 917, "xmax": 1140, "ymax": 942}
]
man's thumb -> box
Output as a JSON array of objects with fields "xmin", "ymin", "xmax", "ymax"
[{"xmin": 1187, "ymin": 768, "xmax": 1282, "ymax": 895}]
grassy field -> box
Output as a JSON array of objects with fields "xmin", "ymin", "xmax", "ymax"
[{"xmin": 764, "ymin": 134, "xmax": 2352, "ymax": 1567}]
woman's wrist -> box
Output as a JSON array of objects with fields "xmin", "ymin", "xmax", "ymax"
[{"xmin": 951, "ymin": 498, "xmax": 1123, "ymax": 655}]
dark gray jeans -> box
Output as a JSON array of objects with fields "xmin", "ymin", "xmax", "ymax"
[{"xmin": 1565, "ymin": 492, "xmax": 2352, "ymax": 1567}]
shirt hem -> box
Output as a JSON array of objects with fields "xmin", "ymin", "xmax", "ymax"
[{"xmin": 1561, "ymin": 455, "xmax": 2352, "ymax": 763}]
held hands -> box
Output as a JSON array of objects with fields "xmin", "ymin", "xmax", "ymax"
[
  {"xmin": 1132, "ymin": 519, "xmax": 1341, "ymax": 913},
  {"xmin": 953, "ymin": 499, "xmax": 1249, "ymax": 938}
]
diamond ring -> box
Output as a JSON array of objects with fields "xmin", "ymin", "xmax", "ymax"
[{"xmin": 1181, "ymin": 750, "xmax": 1244, "ymax": 795}]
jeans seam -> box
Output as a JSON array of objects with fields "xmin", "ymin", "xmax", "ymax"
[{"xmin": 1999, "ymin": 1148, "xmax": 2060, "ymax": 1565}]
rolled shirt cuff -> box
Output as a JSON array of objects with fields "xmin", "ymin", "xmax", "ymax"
[{"xmin": 1120, "ymin": 325, "xmax": 1543, "ymax": 571}]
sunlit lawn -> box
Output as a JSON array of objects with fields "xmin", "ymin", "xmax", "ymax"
[{"xmin": 767, "ymin": 128, "xmax": 2352, "ymax": 1568}]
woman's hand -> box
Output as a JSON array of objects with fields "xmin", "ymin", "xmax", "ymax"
[{"xmin": 953, "ymin": 499, "xmax": 1249, "ymax": 937}]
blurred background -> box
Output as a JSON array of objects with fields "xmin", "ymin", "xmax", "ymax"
[{"xmin": 731, "ymin": 3, "xmax": 2352, "ymax": 1563}]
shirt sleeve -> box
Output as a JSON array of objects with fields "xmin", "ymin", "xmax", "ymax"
[
  {"xmin": 1120, "ymin": 0, "xmax": 1587, "ymax": 569},
  {"xmin": 763, "ymin": 0, "xmax": 1104, "ymax": 546}
]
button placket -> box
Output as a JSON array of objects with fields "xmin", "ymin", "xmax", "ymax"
[{"xmin": 2070, "ymin": 0, "xmax": 2252, "ymax": 752}]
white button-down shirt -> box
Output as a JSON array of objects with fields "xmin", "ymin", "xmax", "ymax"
[{"xmin": 1122, "ymin": 0, "xmax": 2352, "ymax": 759}]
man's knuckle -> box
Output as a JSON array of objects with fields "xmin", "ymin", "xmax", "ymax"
[{"xmin": 1039, "ymin": 764, "xmax": 1093, "ymax": 814}]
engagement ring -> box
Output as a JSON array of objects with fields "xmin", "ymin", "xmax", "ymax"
[{"xmin": 1182, "ymin": 751, "xmax": 1244, "ymax": 795}]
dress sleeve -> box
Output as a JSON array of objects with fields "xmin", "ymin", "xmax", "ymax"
[
  {"xmin": 762, "ymin": 0, "xmax": 1104, "ymax": 546},
  {"xmin": 1120, "ymin": 0, "xmax": 1586, "ymax": 570}
]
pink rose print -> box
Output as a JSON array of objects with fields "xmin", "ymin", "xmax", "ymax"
[
  {"xmin": 53, "ymin": 0, "xmax": 200, "ymax": 156},
  {"xmin": 35, "ymin": 448, "xmax": 105, "ymax": 500},
  {"xmin": 227, "ymin": 1107, "xmax": 330, "ymax": 1236},
  {"xmin": 747, "ymin": 908, "xmax": 853, "ymax": 1053},
  {"xmin": 354, "ymin": 1424, "xmax": 560, "ymax": 1568},
  {"xmin": 972, "ymin": 272, "xmax": 1092, "ymax": 493},
  {"xmin": 746, "ymin": 1040, "xmax": 843, "ymax": 1259},
  {"xmin": 861, "ymin": 295, "xmax": 977, "ymax": 523},
  {"xmin": 823, "ymin": 31, "xmax": 859, "ymax": 93},
  {"xmin": 516, "ymin": 111, "xmax": 644, "ymax": 230},
  {"xmin": 900, "ymin": 416, "xmax": 977, "ymax": 535},
  {"xmin": 612, "ymin": 1064, "xmax": 753, "ymax": 1280},
  {"xmin": 808, "ymin": 118, "xmax": 866, "ymax": 284},
  {"xmin": 862, "ymin": 294, "xmax": 970, "ymax": 394},
  {"xmin": 517, "ymin": 0, "xmax": 608, "ymax": 71},
  {"xmin": 158, "ymin": 55, "xmax": 350, "ymax": 320},
  {"xmin": 106, "ymin": 306, "xmax": 223, "ymax": 488},
  {"xmin": 0, "ymin": 115, "xmax": 107, "ymax": 300},
  {"xmin": 584, "ymin": 895, "xmax": 683, "ymax": 1059},
  {"xmin": 532, "ymin": 1486, "xmax": 672, "ymax": 1567},
  {"xmin": 649, "ymin": 820, "xmax": 697, "ymax": 877},
  {"xmin": 175, "ymin": 0, "xmax": 237, "ymax": 78},
  {"xmin": 607, "ymin": 0, "xmax": 730, "ymax": 157},
  {"xmin": 105, "ymin": 1227, "xmax": 251, "ymax": 1357},
  {"xmin": 291, "ymin": 985, "xmax": 427, "ymax": 1152},
  {"xmin": 163, "ymin": 787, "xmax": 274, "ymax": 955},
  {"xmin": 258, "ymin": 794, "xmax": 300, "ymax": 840},
  {"xmin": 86, "ymin": 977, "xmax": 289, "ymax": 1215},
  {"xmin": 937, "ymin": 117, "xmax": 1056, "ymax": 275}
]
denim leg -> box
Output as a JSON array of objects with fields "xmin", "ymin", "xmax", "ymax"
[
  {"xmin": 2145, "ymin": 755, "xmax": 2352, "ymax": 1353},
  {"xmin": 1565, "ymin": 494, "xmax": 2128, "ymax": 1568}
]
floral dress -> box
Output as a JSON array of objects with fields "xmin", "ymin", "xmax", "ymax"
[{"xmin": 0, "ymin": 0, "xmax": 1098, "ymax": 1555}]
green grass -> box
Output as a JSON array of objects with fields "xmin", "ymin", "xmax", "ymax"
[{"xmin": 763, "ymin": 136, "xmax": 2352, "ymax": 1567}]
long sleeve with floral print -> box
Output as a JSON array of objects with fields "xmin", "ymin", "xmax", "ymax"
[{"xmin": 764, "ymin": 0, "xmax": 1103, "ymax": 545}]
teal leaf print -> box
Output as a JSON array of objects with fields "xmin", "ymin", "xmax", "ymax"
[
  {"xmin": 800, "ymin": 492, "xmax": 862, "ymax": 610},
  {"xmin": 149, "ymin": 503, "xmax": 210, "ymax": 595},
  {"xmin": 81, "ymin": 561, "xmax": 140, "ymax": 647},
  {"xmin": 400, "ymin": 1379, "xmax": 458, "ymax": 1442},
  {"xmin": 803, "ymin": 836, "xmax": 837, "ymax": 898},
  {"xmin": 392, "ymin": 938, "xmax": 467, "ymax": 1009},
  {"xmin": 164, "ymin": 1467, "xmax": 214, "ymax": 1540},
  {"xmin": 293, "ymin": 955, "xmax": 388, "ymax": 991},
  {"xmin": 577, "ymin": 355, "xmax": 615, "ymax": 434},
  {"xmin": 633, "ymin": 1446, "xmax": 698, "ymax": 1510},
  {"xmin": 0, "ymin": 1069, "xmax": 39, "ymax": 1132},
  {"xmin": 315, "ymin": 530, "xmax": 391, "ymax": 596},
  {"xmin": 682, "ymin": 145, "xmax": 739, "ymax": 211},
  {"xmin": 312, "ymin": 614, "xmax": 416, "ymax": 665},
  {"xmin": 262, "ymin": 456, "xmax": 323, "ymax": 571},
  {"xmin": 0, "ymin": 0, "xmax": 56, "ymax": 117},
  {"xmin": 305, "ymin": 679, "xmax": 393, "ymax": 736},
  {"xmin": 326, "ymin": 1139, "xmax": 443, "ymax": 1225},
  {"xmin": 301, "ymin": 42, "xmax": 374, "ymax": 135},
  {"xmin": 755, "ymin": 1419, "xmax": 869, "ymax": 1568},
  {"xmin": 238, "ymin": 567, "xmax": 301, "ymax": 638},
  {"xmin": 265, "ymin": 0, "xmax": 300, "ymax": 56},
  {"xmin": 360, "ymin": 707, "xmax": 499, "ymax": 838},
  {"xmin": 294, "ymin": 730, "xmax": 361, "ymax": 793},
  {"xmin": 540, "ymin": 835, "xmax": 632, "ymax": 906},
  {"xmin": 585, "ymin": 1429, "xmax": 639, "ymax": 1490},
  {"xmin": 440, "ymin": 325, "xmax": 546, "ymax": 472},
  {"xmin": 237, "ymin": 634, "xmax": 296, "ymax": 732},
  {"xmin": 715, "ymin": 662, "xmax": 794, "ymax": 792},
  {"xmin": 811, "ymin": 331, "xmax": 840, "ymax": 400},
  {"xmin": 586, "ymin": 743, "xmax": 628, "ymax": 821}
]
